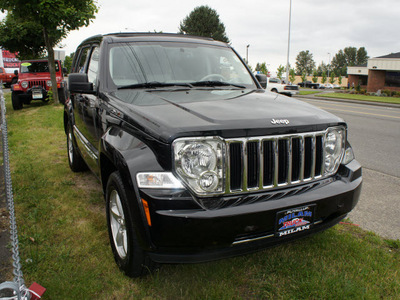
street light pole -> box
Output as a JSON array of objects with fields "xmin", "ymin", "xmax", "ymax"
[
  {"xmin": 285, "ymin": 0, "xmax": 292, "ymax": 83},
  {"xmin": 246, "ymin": 44, "xmax": 250, "ymax": 64}
]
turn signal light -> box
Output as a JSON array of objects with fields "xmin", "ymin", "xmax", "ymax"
[{"xmin": 141, "ymin": 199, "xmax": 152, "ymax": 226}]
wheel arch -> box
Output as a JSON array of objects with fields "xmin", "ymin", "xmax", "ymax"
[{"xmin": 100, "ymin": 127, "xmax": 166, "ymax": 251}]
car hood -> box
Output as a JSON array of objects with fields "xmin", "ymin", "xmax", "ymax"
[{"xmin": 107, "ymin": 88, "xmax": 344, "ymax": 142}]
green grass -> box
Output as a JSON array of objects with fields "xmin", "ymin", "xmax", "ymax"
[
  {"xmin": 3, "ymin": 93, "xmax": 400, "ymax": 299},
  {"xmin": 299, "ymin": 90, "xmax": 322, "ymax": 96},
  {"xmin": 319, "ymin": 92, "xmax": 400, "ymax": 105}
]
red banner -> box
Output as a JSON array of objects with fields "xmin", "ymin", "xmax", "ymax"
[{"xmin": 2, "ymin": 50, "xmax": 20, "ymax": 68}]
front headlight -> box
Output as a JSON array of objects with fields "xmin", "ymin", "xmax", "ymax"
[
  {"xmin": 173, "ymin": 137, "xmax": 225, "ymax": 195},
  {"xmin": 21, "ymin": 81, "xmax": 28, "ymax": 89},
  {"xmin": 324, "ymin": 127, "xmax": 345, "ymax": 175}
]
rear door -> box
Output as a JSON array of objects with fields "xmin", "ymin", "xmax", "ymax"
[{"xmin": 71, "ymin": 45, "xmax": 102, "ymax": 177}]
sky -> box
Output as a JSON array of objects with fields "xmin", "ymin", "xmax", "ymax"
[{"xmin": 4, "ymin": 0, "xmax": 400, "ymax": 76}]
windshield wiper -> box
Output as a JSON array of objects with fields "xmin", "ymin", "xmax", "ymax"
[
  {"xmin": 190, "ymin": 81, "xmax": 246, "ymax": 89},
  {"xmin": 118, "ymin": 81, "xmax": 193, "ymax": 90}
]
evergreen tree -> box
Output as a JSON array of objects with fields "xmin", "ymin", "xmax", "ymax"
[
  {"xmin": 179, "ymin": 6, "xmax": 229, "ymax": 43},
  {"xmin": 331, "ymin": 47, "xmax": 369, "ymax": 77},
  {"xmin": 356, "ymin": 47, "xmax": 369, "ymax": 65},
  {"xmin": 295, "ymin": 50, "xmax": 316, "ymax": 76}
]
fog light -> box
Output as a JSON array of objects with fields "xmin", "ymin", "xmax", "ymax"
[{"xmin": 198, "ymin": 171, "xmax": 219, "ymax": 192}]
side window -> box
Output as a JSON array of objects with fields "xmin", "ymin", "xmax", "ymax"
[
  {"xmin": 0, "ymin": 68, "xmax": 3, "ymax": 73},
  {"xmin": 76, "ymin": 46, "xmax": 90, "ymax": 73},
  {"xmin": 87, "ymin": 47, "xmax": 99, "ymax": 89}
]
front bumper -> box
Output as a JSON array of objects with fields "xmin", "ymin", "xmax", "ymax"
[
  {"xmin": 139, "ymin": 160, "xmax": 362, "ymax": 263},
  {"xmin": 13, "ymin": 86, "xmax": 48, "ymax": 101}
]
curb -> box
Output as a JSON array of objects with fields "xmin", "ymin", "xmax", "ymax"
[{"xmin": 295, "ymin": 94, "xmax": 400, "ymax": 109}]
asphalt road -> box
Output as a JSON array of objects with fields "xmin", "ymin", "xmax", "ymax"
[{"xmin": 299, "ymin": 97, "xmax": 400, "ymax": 240}]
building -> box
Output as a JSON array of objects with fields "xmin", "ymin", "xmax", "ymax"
[{"xmin": 348, "ymin": 52, "xmax": 400, "ymax": 93}]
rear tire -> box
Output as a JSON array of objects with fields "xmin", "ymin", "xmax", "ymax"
[
  {"xmin": 11, "ymin": 92, "xmax": 23, "ymax": 110},
  {"xmin": 66, "ymin": 123, "xmax": 87, "ymax": 172},
  {"xmin": 106, "ymin": 171, "xmax": 157, "ymax": 277}
]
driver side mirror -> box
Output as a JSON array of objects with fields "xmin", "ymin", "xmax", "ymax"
[
  {"xmin": 255, "ymin": 74, "xmax": 267, "ymax": 89},
  {"xmin": 68, "ymin": 73, "xmax": 95, "ymax": 94}
]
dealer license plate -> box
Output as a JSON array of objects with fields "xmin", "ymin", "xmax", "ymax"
[
  {"xmin": 32, "ymin": 90, "xmax": 43, "ymax": 99},
  {"xmin": 275, "ymin": 205, "xmax": 315, "ymax": 237}
]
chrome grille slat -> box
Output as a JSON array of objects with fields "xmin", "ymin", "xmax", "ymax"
[
  {"xmin": 273, "ymin": 140, "xmax": 279, "ymax": 187},
  {"xmin": 226, "ymin": 131, "xmax": 326, "ymax": 194}
]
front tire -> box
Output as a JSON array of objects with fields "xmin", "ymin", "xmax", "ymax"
[
  {"xmin": 106, "ymin": 171, "xmax": 156, "ymax": 277},
  {"xmin": 11, "ymin": 92, "xmax": 23, "ymax": 110},
  {"xmin": 58, "ymin": 87, "xmax": 66, "ymax": 104}
]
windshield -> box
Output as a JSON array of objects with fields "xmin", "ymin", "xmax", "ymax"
[
  {"xmin": 108, "ymin": 42, "xmax": 256, "ymax": 89},
  {"xmin": 20, "ymin": 61, "xmax": 59, "ymax": 73}
]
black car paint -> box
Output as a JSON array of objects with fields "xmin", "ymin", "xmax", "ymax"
[{"xmin": 64, "ymin": 33, "xmax": 362, "ymax": 265}]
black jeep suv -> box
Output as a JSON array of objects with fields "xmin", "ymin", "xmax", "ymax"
[{"xmin": 64, "ymin": 33, "xmax": 362, "ymax": 277}]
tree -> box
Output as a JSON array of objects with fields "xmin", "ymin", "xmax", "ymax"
[
  {"xmin": 331, "ymin": 50, "xmax": 347, "ymax": 77},
  {"xmin": 316, "ymin": 62, "xmax": 328, "ymax": 76},
  {"xmin": 295, "ymin": 50, "xmax": 316, "ymax": 76},
  {"xmin": 179, "ymin": 6, "xmax": 229, "ymax": 43},
  {"xmin": 0, "ymin": 0, "xmax": 98, "ymax": 104},
  {"xmin": 331, "ymin": 46, "xmax": 369, "ymax": 77},
  {"xmin": 276, "ymin": 65, "xmax": 285, "ymax": 80},
  {"xmin": 0, "ymin": 12, "xmax": 47, "ymax": 59},
  {"xmin": 321, "ymin": 72, "xmax": 327, "ymax": 84},
  {"xmin": 301, "ymin": 72, "xmax": 307, "ymax": 83},
  {"xmin": 63, "ymin": 52, "xmax": 75, "ymax": 74},
  {"xmin": 356, "ymin": 47, "xmax": 369, "ymax": 65},
  {"xmin": 329, "ymin": 71, "xmax": 336, "ymax": 84},
  {"xmin": 344, "ymin": 47, "xmax": 357, "ymax": 67},
  {"xmin": 289, "ymin": 69, "xmax": 296, "ymax": 84},
  {"xmin": 312, "ymin": 70, "xmax": 318, "ymax": 83},
  {"xmin": 255, "ymin": 62, "xmax": 268, "ymax": 75}
]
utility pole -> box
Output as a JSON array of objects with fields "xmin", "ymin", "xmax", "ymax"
[{"xmin": 285, "ymin": 0, "xmax": 292, "ymax": 83}]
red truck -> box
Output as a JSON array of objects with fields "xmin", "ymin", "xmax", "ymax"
[
  {"xmin": 11, "ymin": 59, "xmax": 66, "ymax": 110},
  {"xmin": 0, "ymin": 66, "xmax": 18, "ymax": 87}
]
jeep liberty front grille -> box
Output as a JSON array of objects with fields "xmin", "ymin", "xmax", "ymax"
[{"xmin": 226, "ymin": 132, "xmax": 325, "ymax": 194}]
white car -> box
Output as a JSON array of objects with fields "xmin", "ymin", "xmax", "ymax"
[
  {"xmin": 266, "ymin": 77, "xmax": 299, "ymax": 97},
  {"xmin": 325, "ymin": 83, "xmax": 334, "ymax": 89}
]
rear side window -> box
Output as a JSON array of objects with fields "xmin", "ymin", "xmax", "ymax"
[
  {"xmin": 87, "ymin": 47, "xmax": 100, "ymax": 89},
  {"xmin": 75, "ymin": 47, "xmax": 90, "ymax": 73}
]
